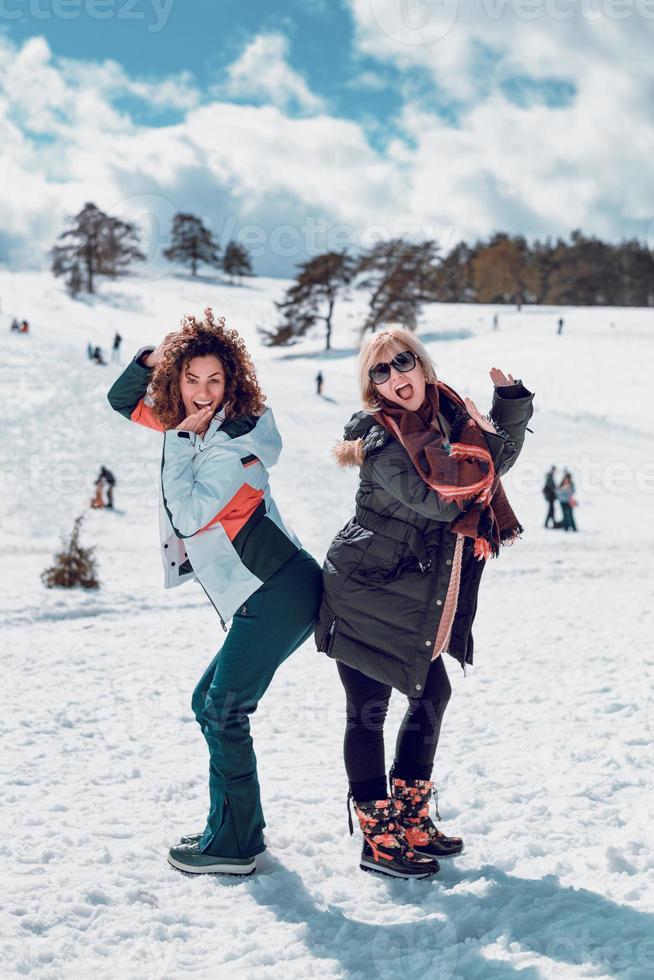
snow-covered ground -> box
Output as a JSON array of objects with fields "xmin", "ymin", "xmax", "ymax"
[{"xmin": 1, "ymin": 269, "xmax": 653, "ymax": 979}]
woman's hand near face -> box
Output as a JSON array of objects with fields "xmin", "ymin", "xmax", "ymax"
[
  {"xmin": 143, "ymin": 332, "xmax": 179, "ymax": 368},
  {"xmin": 464, "ymin": 397, "xmax": 497, "ymax": 434},
  {"xmin": 175, "ymin": 406, "xmax": 214, "ymax": 435},
  {"xmin": 490, "ymin": 367, "xmax": 516, "ymax": 387}
]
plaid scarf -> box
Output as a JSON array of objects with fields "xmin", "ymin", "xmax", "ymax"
[{"xmin": 377, "ymin": 381, "xmax": 523, "ymax": 561}]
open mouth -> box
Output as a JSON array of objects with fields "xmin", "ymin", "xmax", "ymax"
[
  {"xmin": 394, "ymin": 382, "xmax": 414, "ymax": 401},
  {"xmin": 192, "ymin": 399, "xmax": 214, "ymax": 412}
]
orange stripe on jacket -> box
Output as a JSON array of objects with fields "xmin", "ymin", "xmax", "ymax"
[
  {"xmin": 198, "ymin": 483, "xmax": 265, "ymax": 540},
  {"xmin": 131, "ymin": 398, "xmax": 164, "ymax": 431}
]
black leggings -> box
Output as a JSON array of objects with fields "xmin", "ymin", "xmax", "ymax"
[{"xmin": 337, "ymin": 656, "xmax": 452, "ymax": 802}]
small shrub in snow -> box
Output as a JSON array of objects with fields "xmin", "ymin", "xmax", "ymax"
[{"xmin": 42, "ymin": 513, "xmax": 99, "ymax": 590}]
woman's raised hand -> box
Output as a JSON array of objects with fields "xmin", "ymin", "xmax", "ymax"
[
  {"xmin": 143, "ymin": 331, "xmax": 179, "ymax": 368},
  {"xmin": 175, "ymin": 405, "xmax": 214, "ymax": 435},
  {"xmin": 464, "ymin": 397, "xmax": 497, "ymax": 434},
  {"xmin": 490, "ymin": 367, "xmax": 516, "ymax": 387}
]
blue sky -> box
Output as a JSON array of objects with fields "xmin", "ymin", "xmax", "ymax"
[
  {"xmin": 2, "ymin": 0, "xmax": 425, "ymax": 140},
  {"xmin": 2, "ymin": 0, "xmax": 577, "ymax": 134},
  {"xmin": 0, "ymin": 0, "xmax": 652, "ymax": 276}
]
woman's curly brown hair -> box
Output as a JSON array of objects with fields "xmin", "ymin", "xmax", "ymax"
[{"xmin": 149, "ymin": 308, "xmax": 266, "ymax": 429}]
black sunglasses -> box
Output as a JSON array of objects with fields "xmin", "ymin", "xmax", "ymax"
[{"xmin": 368, "ymin": 350, "xmax": 417, "ymax": 385}]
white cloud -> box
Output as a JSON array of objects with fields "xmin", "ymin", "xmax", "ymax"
[
  {"xmin": 0, "ymin": 16, "xmax": 653, "ymax": 276},
  {"xmin": 223, "ymin": 33, "xmax": 326, "ymax": 114},
  {"xmin": 345, "ymin": 69, "xmax": 389, "ymax": 91},
  {"xmin": 0, "ymin": 35, "xmax": 396, "ymax": 274},
  {"xmin": 346, "ymin": 0, "xmax": 654, "ymax": 244}
]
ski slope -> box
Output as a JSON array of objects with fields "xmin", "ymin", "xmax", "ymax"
[{"xmin": 1, "ymin": 269, "xmax": 653, "ymax": 979}]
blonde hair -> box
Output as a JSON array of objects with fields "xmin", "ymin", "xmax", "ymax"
[{"xmin": 358, "ymin": 325, "xmax": 438, "ymax": 413}]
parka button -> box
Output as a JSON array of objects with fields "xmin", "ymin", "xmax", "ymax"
[
  {"xmin": 425, "ymin": 640, "xmax": 432, "ymax": 646},
  {"xmin": 446, "ymin": 559, "xmax": 452, "ymax": 565},
  {"xmin": 436, "ymin": 599, "xmax": 443, "ymax": 606},
  {"xmin": 415, "ymin": 684, "xmax": 422, "ymax": 691}
]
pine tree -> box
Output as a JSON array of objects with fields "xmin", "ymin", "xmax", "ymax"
[
  {"xmin": 427, "ymin": 241, "xmax": 476, "ymax": 303},
  {"xmin": 51, "ymin": 202, "xmax": 144, "ymax": 295},
  {"xmin": 222, "ymin": 241, "xmax": 253, "ymax": 283},
  {"xmin": 164, "ymin": 213, "xmax": 221, "ymax": 277},
  {"xmin": 99, "ymin": 216, "xmax": 146, "ymax": 280},
  {"xmin": 262, "ymin": 251, "xmax": 355, "ymax": 350},
  {"xmin": 356, "ymin": 238, "xmax": 439, "ymax": 334},
  {"xmin": 42, "ymin": 514, "xmax": 99, "ymax": 589}
]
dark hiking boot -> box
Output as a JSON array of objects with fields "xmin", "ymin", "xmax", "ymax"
[
  {"xmin": 390, "ymin": 770, "xmax": 464, "ymax": 858},
  {"xmin": 349, "ymin": 794, "xmax": 439, "ymax": 879},
  {"xmin": 167, "ymin": 842, "xmax": 256, "ymax": 876},
  {"xmin": 179, "ymin": 832, "xmax": 203, "ymax": 845}
]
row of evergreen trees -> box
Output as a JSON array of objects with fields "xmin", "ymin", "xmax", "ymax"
[
  {"xmin": 51, "ymin": 203, "xmax": 253, "ymax": 295},
  {"xmin": 438, "ymin": 231, "xmax": 654, "ymax": 307},
  {"xmin": 50, "ymin": 207, "xmax": 654, "ymax": 332},
  {"xmin": 264, "ymin": 231, "xmax": 654, "ymax": 349}
]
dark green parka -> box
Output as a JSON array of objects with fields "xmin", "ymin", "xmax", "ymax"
[{"xmin": 315, "ymin": 381, "xmax": 535, "ymax": 696}]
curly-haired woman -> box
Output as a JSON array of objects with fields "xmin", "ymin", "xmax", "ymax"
[
  {"xmin": 315, "ymin": 326, "xmax": 535, "ymax": 879},
  {"xmin": 108, "ymin": 309, "xmax": 322, "ymax": 876}
]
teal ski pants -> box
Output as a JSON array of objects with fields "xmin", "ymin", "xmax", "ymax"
[{"xmin": 192, "ymin": 548, "xmax": 323, "ymax": 858}]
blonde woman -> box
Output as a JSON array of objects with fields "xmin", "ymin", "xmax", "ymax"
[{"xmin": 316, "ymin": 326, "xmax": 534, "ymax": 879}]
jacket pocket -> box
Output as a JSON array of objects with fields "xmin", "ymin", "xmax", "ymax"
[
  {"xmin": 351, "ymin": 532, "xmax": 403, "ymax": 582},
  {"xmin": 234, "ymin": 588, "xmax": 265, "ymax": 619}
]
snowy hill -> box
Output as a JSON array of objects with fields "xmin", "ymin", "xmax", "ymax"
[{"xmin": 2, "ymin": 269, "xmax": 653, "ymax": 979}]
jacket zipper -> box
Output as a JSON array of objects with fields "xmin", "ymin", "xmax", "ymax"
[
  {"xmin": 196, "ymin": 577, "xmax": 228, "ymax": 631},
  {"xmin": 320, "ymin": 618, "xmax": 337, "ymax": 653}
]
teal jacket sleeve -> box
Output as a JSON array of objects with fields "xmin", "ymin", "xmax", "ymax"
[{"xmin": 107, "ymin": 347, "xmax": 159, "ymax": 428}]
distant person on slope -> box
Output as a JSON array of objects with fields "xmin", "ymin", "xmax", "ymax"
[
  {"xmin": 557, "ymin": 471, "xmax": 577, "ymax": 532},
  {"xmin": 10, "ymin": 318, "xmax": 20, "ymax": 332},
  {"xmin": 112, "ymin": 332, "xmax": 122, "ymax": 362},
  {"xmin": 543, "ymin": 465, "xmax": 559, "ymax": 528},
  {"xmin": 316, "ymin": 326, "xmax": 535, "ymax": 879},
  {"xmin": 316, "ymin": 370, "xmax": 324, "ymax": 396},
  {"xmin": 93, "ymin": 466, "xmax": 116, "ymax": 509},
  {"xmin": 107, "ymin": 308, "xmax": 322, "ymax": 877}
]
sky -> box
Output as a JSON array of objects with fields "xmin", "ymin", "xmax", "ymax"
[{"xmin": 1, "ymin": 0, "xmax": 653, "ymax": 277}]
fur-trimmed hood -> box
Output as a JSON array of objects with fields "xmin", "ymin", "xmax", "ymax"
[
  {"xmin": 332, "ymin": 411, "xmax": 389, "ymax": 468},
  {"xmin": 332, "ymin": 438, "xmax": 365, "ymax": 468}
]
